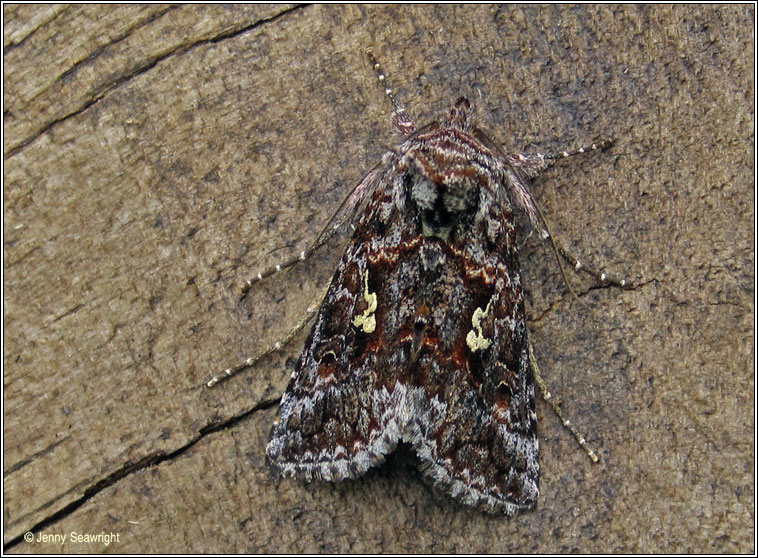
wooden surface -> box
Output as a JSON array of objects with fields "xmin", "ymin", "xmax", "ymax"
[{"xmin": 4, "ymin": 4, "xmax": 753, "ymax": 553}]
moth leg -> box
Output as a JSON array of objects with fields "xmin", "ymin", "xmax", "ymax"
[
  {"xmin": 243, "ymin": 53, "xmax": 414, "ymax": 293},
  {"xmin": 507, "ymin": 138, "xmax": 615, "ymax": 232},
  {"xmin": 242, "ymin": 161, "xmax": 384, "ymax": 296},
  {"xmin": 206, "ymin": 285, "xmax": 328, "ymax": 388},
  {"xmin": 241, "ymin": 225, "xmax": 341, "ymax": 295},
  {"xmin": 534, "ymin": 201, "xmax": 634, "ymax": 291},
  {"xmin": 543, "ymin": 138, "xmax": 615, "ymax": 167},
  {"xmin": 508, "ymin": 139, "xmax": 633, "ymax": 291},
  {"xmin": 528, "ymin": 341, "xmax": 600, "ymax": 463},
  {"xmin": 508, "ymin": 138, "xmax": 614, "ymax": 182},
  {"xmin": 553, "ymin": 240, "xmax": 634, "ymax": 289},
  {"xmin": 539, "ymin": 138, "xmax": 632, "ymax": 288}
]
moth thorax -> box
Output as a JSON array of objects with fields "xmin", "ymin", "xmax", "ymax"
[
  {"xmin": 418, "ymin": 241, "xmax": 446, "ymax": 273},
  {"xmin": 408, "ymin": 173, "xmax": 479, "ymax": 240}
]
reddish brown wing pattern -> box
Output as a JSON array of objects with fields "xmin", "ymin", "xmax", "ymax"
[{"xmin": 267, "ymin": 100, "xmax": 542, "ymax": 514}]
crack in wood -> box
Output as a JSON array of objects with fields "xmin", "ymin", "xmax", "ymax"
[
  {"xmin": 4, "ymin": 4, "xmax": 306, "ymax": 160},
  {"xmin": 2, "ymin": 396, "xmax": 279, "ymax": 551}
]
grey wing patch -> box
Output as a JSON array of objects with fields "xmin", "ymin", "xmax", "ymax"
[
  {"xmin": 399, "ymin": 270, "xmax": 539, "ymax": 515},
  {"xmin": 266, "ymin": 247, "xmax": 402, "ymax": 482},
  {"xmin": 410, "ymin": 341, "xmax": 539, "ymax": 515}
]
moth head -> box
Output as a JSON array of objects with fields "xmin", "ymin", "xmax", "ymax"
[{"xmin": 443, "ymin": 97, "xmax": 474, "ymax": 131}]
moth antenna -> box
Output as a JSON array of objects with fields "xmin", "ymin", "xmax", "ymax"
[{"xmin": 367, "ymin": 51, "xmax": 416, "ymax": 136}]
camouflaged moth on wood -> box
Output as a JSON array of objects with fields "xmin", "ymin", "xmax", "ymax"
[{"xmin": 209, "ymin": 53, "xmax": 631, "ymax": 515}]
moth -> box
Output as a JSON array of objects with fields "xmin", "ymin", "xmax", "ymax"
[{"xmin": 212, "ymin": 55, "xmax": 625, "ymax": 515}]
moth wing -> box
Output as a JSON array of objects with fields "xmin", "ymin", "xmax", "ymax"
[
  {"xmin": 395, "ymin": 233, "xmax": 540, "ymax": 514},
  {"xmin": 411, "ymin": 323, "xmax": 540, "ymax": 515},
  {"xmin": 266, "ymin": 169, "xmax": 403, "ymax": 482},
  {"xmin": 311, "ymin": 161, "xmax": 387, "ymax": 247},
  {"xmin": 267, "ymin": 142, "xmax": 539, "ymax": 513}
]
